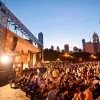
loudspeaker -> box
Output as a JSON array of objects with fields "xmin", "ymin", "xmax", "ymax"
[{"xmin": 12, "ymin": 36, "xmax": 18, "ymax": 51}]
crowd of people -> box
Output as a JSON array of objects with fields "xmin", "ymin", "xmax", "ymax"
[{"xmin": 12, "ymin": 61, "xmax": 100, "ymax": 100}]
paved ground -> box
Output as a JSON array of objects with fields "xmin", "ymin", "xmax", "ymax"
[{"xmin": 0, "ymin": 84, "xmax": 30, "ymax": 100}]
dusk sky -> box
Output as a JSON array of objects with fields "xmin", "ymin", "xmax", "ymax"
[{"xmin": 2, "ymin": 0, "xmax": 100, "ymax": 50}]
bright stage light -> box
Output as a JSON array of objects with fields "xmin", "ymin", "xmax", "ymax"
[{"xmin": 1, "ymin": 55, "xmax": 9, "ymax": 63}]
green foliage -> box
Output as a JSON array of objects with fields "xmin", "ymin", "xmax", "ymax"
[
  {"xmin": 70, "ymin": 52, "xmax": 91, "ymax": 61},
  {"xmin": 37, "ymin": 49, "xmax": 98, "ymax": 62},
  {"xmin": 43, "ymin": 49, "xmax": 61, "ymax": 61}
]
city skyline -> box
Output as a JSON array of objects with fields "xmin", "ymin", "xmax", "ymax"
[{"xmin": 2, "ymin": 0, "xmax": 100, "ymax": 50}]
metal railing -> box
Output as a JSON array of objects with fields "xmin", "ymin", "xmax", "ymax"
[{"xmin": 0, "ymin": 1, "xmax": 43, "ymax": 47}]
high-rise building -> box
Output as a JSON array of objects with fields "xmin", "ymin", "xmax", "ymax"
[
  {"xmin": 73, "ymin": 46, "xmax": 78, "ymax": 52},
  {"xmin": 38, "ymin": 32, "xmax": 43, "ymax": 49},
  {"xmin": 51, "ymin": 45, "xmax": 54, "ymax": 51},
  {"xmin": 38, "ymin": 32, "xmax": 44, "ymax": 62},
  {"xmin": 92, "ymin": 32, "xmax": 99, "ymax": 54},
  {"xmin": 82, "ymin": 39, "xmax": 85, "ymax": 50},
  {"xmin": 56, "ymin": 46, "xmax": 60, "ymax": 52},
  {"xmin": 84, "ymin": 42, "xmax": 94, "ymax": 54},
  {"xmin": 83, "ymin": 32, "xmax": 100, "ymax": 54},
  {"xmin": 64, "ymin": 44, "xmax": 69, "ymax": 53}
]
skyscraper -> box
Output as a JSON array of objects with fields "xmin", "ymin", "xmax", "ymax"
[
  {"xmin": 56, "ymin": 46, "xmax": 60, "ymax": 52},
  {"xmin": 84, "ymin": 42, "xmax": 94, "ymax": 54},
  {"xmin": 92, "ymin": 32, "xmax": 99, "ymax": 54},
  {"xmin": 51, "ymin": 45, "xmax": 54, "ymax": 51},
  {"xmin": 64, "ymin": 44, "xmax": 69, "ymax": 53},
  {"xmin": 38, "ymin": 32, "xmax": 43, "ymax": 49},
  {"xmin": 82, "ymin": 39, "xmax": 85, "ymax": 50},
  {"xmin": 38, "ymin": 32, "xmax": 44, "ymax": 62},
  {"xmin": 73, "ymin": 46, "xmax": 78, "ymax": 52}
]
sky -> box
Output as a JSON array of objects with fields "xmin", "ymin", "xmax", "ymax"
[{"xmin": 1, "ymin": 0, "xmax": 100, "ymax": 50}]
